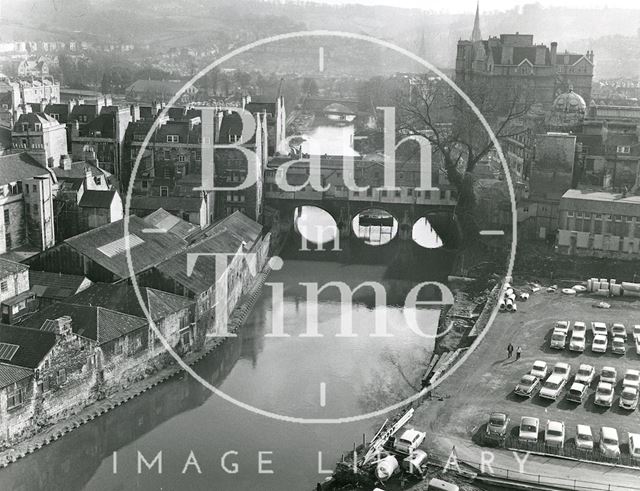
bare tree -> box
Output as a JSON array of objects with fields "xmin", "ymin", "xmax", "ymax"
[{"xmin": 397, "ymin": 77, "xmax": 534, "ymax": 243}]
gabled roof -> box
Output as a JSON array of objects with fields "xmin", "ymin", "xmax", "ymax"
[
  {"xmin": 0, "ymin": 324, "xmax": 56, "ymax": 369},
  {"xmin": 155, "ymin": 211, "xmax": 262, "ymax": 294},
  {"xmin": 143, "ymin": 208, "xmax": 198, "ymax": 239},
  {"xmin": 0, "ymin": 258, "xmax": 28, "ymax": 277},
  {"xmin": 78, "ymin": 189, "xmax": 118, "ymax": 208},
  {"xmin": 67, "ymin": 283, "xmax": 193, "ymax": 321},
  {"xmin": 0, "ymin": 364, "xmax": 32, "ymax": 389},
  {"xmin": 0, "ymin": 152, "xmax": 50, "ymax": 184},
  {"xmin": 20, "ymin": 303, "xmax": 147, "ymax": 345},
  {"xmin": 64, "ymin": 215, "xmax": 187, "ymax": 280},
  {"xmin": 53, "ymin": 160, "xmax": 109, "ymax": 181},
  {"xmin": 29, "ymin": 270, "xmax": 91, "ymax": 300}
]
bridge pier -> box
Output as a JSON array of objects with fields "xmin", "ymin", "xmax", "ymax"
[
  {"xmin": 398, "ymin": 210, "xmax": 413, "ymax": 241},
  {"xmin": 337, "ymin": 207, "xmax": 351, "ymax": 238}
]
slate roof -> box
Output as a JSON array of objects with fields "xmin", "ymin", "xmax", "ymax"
[
  {"xmin": 78, "ymin": 113, "xmax": 116, "ymax": 138},
  {"xmin": 0, "ymin": 153, "xmax": 50, "ymax": 184},
  {"xmin": 64, "ymin": 215, "xmax": 187, "ymax": 280},
  {"xmin": 53, "ymin": 160, "xmax": 109, "ymax": 181},
  {"xmin": 78, "ymin": 189, "xmax": 117, "ymax": 208},
  {"xmin": 143, "ymin": 208, "xmax": 198, "ymax": 239},
  {"xmin": 0, "ymin": 364, "xmax": 32, "ymax": 389},
  {"xmin": 155, "ymin": 211, "xmax": 262, "ymax": 294},
  {"xmin": 0, "ymin": 324, "xmax": 56, "ymax": 369},
  {"xmin": 20, "ymin": 303, "xmax": 147, "ymax": 345},
  {"xmin": 0, "ymin": 258, "xmax": 28, "ymax": 277},
  {"xmin": 29, "ymin": 270, "xmax": 91, "ymax": 301},
  {"xmin": 67, "ymin": 283, "xmax": 193, "ymax": 321}
]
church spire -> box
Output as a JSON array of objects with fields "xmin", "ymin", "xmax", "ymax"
[{"xmin": 471, "ymin": 1, "xmax": 482, "ymax": 42}]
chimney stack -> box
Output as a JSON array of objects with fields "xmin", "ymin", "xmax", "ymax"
[{"xmin": 550, "ymin": 42, "xmax": 558, "ymax": 66}]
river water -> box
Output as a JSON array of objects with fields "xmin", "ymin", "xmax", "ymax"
[{"xmin": 0, "ymin": 255, "xmax": 449, "ymax": 491}]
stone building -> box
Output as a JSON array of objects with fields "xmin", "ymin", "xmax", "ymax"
[
  {"xmin": 455, "ymin": 5, "xmax": 593, "ymax": 109},
  {"xmin": 557, "ymin": 189, "xmax": 640, "ymax": 258},
  {"xmin": 0, "ymin": 258, "xmax": 35, "ymax": 324},
  {"xmin": 11, "ymin": 111, "xmax": 68, "ymax": 169}
]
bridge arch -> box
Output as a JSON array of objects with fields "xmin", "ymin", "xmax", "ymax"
[{"xmin": 351, "ymin": 208, "xmax": 399, "ymax": 246}]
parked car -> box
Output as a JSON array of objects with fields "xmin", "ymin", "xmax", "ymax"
[
  {"xmin": 591, "ymin": 321, "xmax": 608, "ymax": 337},
  {"xmin": 552, "ymin": 362, "xmax": 571, "ymax": 382},
  {"xmin": 393, "ymin": 429, "xmax": 426, "ymax": 455},
  {"xmin": 592, "ymin": 334, "xmax": 608, "ymax": 353},
  {"xmin": 485, "ymin": 412, "xmax": 510, "ymax": 443},
  {"xmin": 575, "ymin": 364, "xmax": 595, "ymax": 386},
  {"xmin": 566, "ymin": 382, "xmax": 588, "ymax": 404},
  {"xmin": 636, "ymin": 336, "xmax": 640, "ymax": 356},
  {"xmin": 515, "ymin": 374, "xmax": 540, "ymax": 398},
  {"xmin": 540, "ymin": 374, "xmax": 566, "ymax": 401},
  {"xmin": 427, "ymin": 478, "xmax": 459, "ymax": 491},
  {"xmin": 545, "ymin": 420, "xmax": 565, "ymax": 448},
  {"xmin": 591, "ymin": 322, "xmax": 609, "ymax": 336},
  {"xmin": 569, "ymin": 332, "xmax": 586, "ymax": 352},
  {"xmin": 612, "ymin": 336, "xmax": 626, "ymax": 355},
  {"xmin": 633, "ymin": 325, "xmax": 640, "ymax": 340},
  {"xmin": 550, "ymin": 329, "xmax": 567, "ymax": 349},
  {"xmin": 601, "ymin": 366, "xmax": 617, "ymax": 385},
  {"xmin": 555, "ymin": 321, "xmax": 570, "ymax": 335},
  {"xmin": 594, "ymin": 382, "xmax": 614, "ymax": 407},
  {"xmin": 612, "ymin": 323, "xmax": 627, "ymax": 340},
  {"xmin": 619, "ymin": 387, "xmax": 639, "ymax": 411},
  {"xmin": 629, "ymin": 433, "xmax": 640, "ymax": 460},
  {"xmin": 519, "ymin": 416, "xmax": 540, "ymax": 443},
  {"xmin": 622, "ymin": 369, "xmax": 640, "ymax": 390},
  {"xmin": 530, "ymin": 360, "xmax": 548, "ymax": 380},
  {"xmin": 599, "ymin": 427, "xmax": 620, "ymax": 458},
  {"xmin": 572, "ymin": 321, "xmax": 587, "ymax": 336},
  {"xmin": 575, "ymin": 425, "xmax": 594, "ymax": 451}
]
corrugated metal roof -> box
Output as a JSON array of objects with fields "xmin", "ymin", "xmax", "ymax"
[
  {"xmin": 65, "ymin": 216, "xmax": 187, "ymax": 279},
  {"xmin": 143, "ymin": 208, "xmax": 198, "ymax": 239},
  {"xmin": 29, "ymin": 271, "xmax": 91, "ymax": 299}
]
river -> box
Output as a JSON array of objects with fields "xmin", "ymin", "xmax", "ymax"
[{"xmin": 0, "ymin": 254, "xmax": 450, "ymax": 491}]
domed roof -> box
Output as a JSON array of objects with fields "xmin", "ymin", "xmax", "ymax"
[{"xmin": 552, "ymin": 89, "xmax": 586, "ymax": 114}]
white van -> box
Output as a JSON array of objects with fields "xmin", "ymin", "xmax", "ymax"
[
  {"xmin": 629, "ymin": 433, "xmax": 640, "ymax": 459},
  {"xmin": 427, "ymin": 478, "xmax": 460, "ymax": 491}
]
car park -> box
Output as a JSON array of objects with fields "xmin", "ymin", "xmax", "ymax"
[
  {"xmin": 519, "ymin": 416, "xmax": 539, "ymax": 443},
  {"xmin": 591, "ymin": 321, "xmax": 608, "ymax": 337},
  {"xmin": 575, "ymin": 364, "xmax": 595, "ymax": 386},
  {"xmin": 550, "ymin": 329, "xmax": 567, "ymax": 349},
  {"xmin": 569, "ymin": 331, "xmax": 586, "ymax": 352},
  {"xmin": 611, "ymin": 323, "xmax": 627, "ymax": 340},
  {"xmin": 592, "ymin": 334, "xmax": 608, "ymax": 353},
  {"xmin": 594, "ymin": 382, "xmax": 614, "ymax": 407},
  {"xmin": 485, "ymin": 412, "xmax": 510, "ymax": 443},
  {"xmin": 601, "ymin": 366, "xmax": 617, "ymax": 385},
  {"xmin": 599, "ymin": 427, "xmax": 620, "ymax": 458},
  {"xmin": 575, "ymin": 425, "xmax": 594, "ymax": 451},
  {"xmin": 622, "ymin": 369, "xmax": 640, "ymax": 390},
  {"xmin": 540, "ymin": 374, "xmax": 566, "ymax": 401},
  {"xmin": 530, "ymin": 360, "xmax": 548, "ymax": 380},
  {"xmin": 572, "ymin": 321, "xmax": 587, "ymax": 336},
  {"xmin": 611, "ymin": 336, "xmax": 626, "ymax": 355},
  {"xmin": 619, "ymin": 387, "xmax": 639, "ymax": 411},
  {"xmin": 566, "ymin": 382, "xmax": 588, "ymax": 404},
  {"xmin": 514, "ymin": 374, "xmax": 540, "ymax": 398},
  {"xmin": 552, "ymin": 362, "xmax": 571, "ymax": 382},
  {"xmin": 544, "ymin": 420, "xmax": 565, "ymax": 448}
]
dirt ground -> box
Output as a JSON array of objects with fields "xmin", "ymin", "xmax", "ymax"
[{"xmin": 412, "ymin": 287, "xmax": 640, "ymax": 452}]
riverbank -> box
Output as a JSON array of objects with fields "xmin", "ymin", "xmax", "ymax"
[{"xmin": 0, "ymin": 265, "xmax": 273, "ymax": 469}]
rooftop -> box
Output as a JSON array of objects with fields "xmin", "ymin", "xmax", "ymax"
[
  {"xmin": 0, "ymin": 152, "xmax": 50, "ymax": 184},
  {"xmin": 78, "ymin": 189, "xmax": 118, "ymax": 208},
  {"xmin": 143, "ymin": 208, "xmax": 198, "ymax": 239},
  {"xmin": 0, "ymin": 324, "xmax": 56, "ymax": 369},
  {"xmin": 0, "ymin": 258, "xmax": 28, "ymax": 277},
  {"xmin": 29, "ymin": 270, "xmax": 91, "ymax": 301}
]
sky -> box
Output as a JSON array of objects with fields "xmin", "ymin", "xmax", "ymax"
[{"xmin": 301, "ymin": 0, "xmax": 640, "ymax": 13}]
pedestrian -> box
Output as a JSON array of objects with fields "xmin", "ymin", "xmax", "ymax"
[
  {"xmin": 516, "ymin": 346, "xmax": 522, "ymax": 360},
  {"xmin": 507, "ymin": 343, "xmax": 514, "ymax": 358}
]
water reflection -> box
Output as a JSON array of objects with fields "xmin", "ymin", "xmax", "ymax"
[{"xmin": 412, "ymin": 217, "xmax": 444, "ymax": 249}]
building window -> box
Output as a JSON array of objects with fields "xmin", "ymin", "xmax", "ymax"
[
  {"xmin": 141, "ymin": 180, "xmax": 148, "ymax": 189},
  {"xmin": 166, "ymin": 135, "xmax": 179, "ymax": 143},
  {"xmin": 0, "ymin": 281, "xmax": 7, "ymax": 293},
  {"xmin": 617, "ymin": 146, "xmax": 631, "ymax": 154},
  {"xmin": 3, "ymin": 209, "xmax": 9, "ymax": 226},
  {"xmin": 21, "ymin": 124, "xmax": 28, "ymax": 132},
  {"xmin": 114, "ymin": 338, "xmax": 124, "ymax": 355},
  {"xmin": 178, "ymin": 154, "xmax": 186, "ymax": 162},
  {"xmin": 56, "ymin": 369, "xmax": 66, "ymax": 385},
  {"xmin": 7, "ymin": 385, "xmax": 25, "ymax": 410},
  {"xmin": 34, "ymin": 123, "xmax": 41, "ymax": 131},
  {"xmin": 160, "ymin": 186, "xmax": 168, "ymax": 197},
  {"xmin": 50, "ymin": 113, "xmax": 59, "ymax": 120}
]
